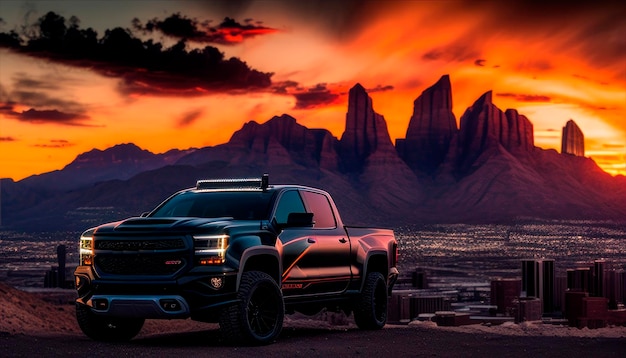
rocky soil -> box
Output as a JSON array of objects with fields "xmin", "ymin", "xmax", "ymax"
[{"xmin": 1, "ymin": 282, "xmax": 625, "ymax": 357}]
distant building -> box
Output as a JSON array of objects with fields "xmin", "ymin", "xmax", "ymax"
[
  {"xmin": 412, "ymin": 269, "xmax": 428, "ymax": 289},
  {"xmin": 605, "ymin": 269, "xmax": 625, "ymax": 309},
  {"xmin": 592, "ymin": 259, "xmax": 606, "ymax": 298},
  {"xmin": 490, "ymin": 278, "xmax": 521, "ymax": 315},
  {"xmin": 521, "ymin": 260, "xmax": 538, "ymax": 297},
  {"xmin": 554, "ymin": 275, "xmax": 568, "ymax": 313},
  {"xmin": 515, "ymin": 297, "xmax": 542, "ymax": 322},
  {"xmin": 388, "ymin": 290, "xmax": 452, "ymax": 323},
  {"xmin": 521, "ymin": 259, "xmax": 555, "ymax": 314},
  {"xmin": 43, "ymin": 244, "xmax": 68, "ymax": 288},
  {"xmin": 567, "ymin": 267, "xmax": 592, "ymax": 293}
]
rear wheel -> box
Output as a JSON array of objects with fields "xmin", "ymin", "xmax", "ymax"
[
  {"xmin": 353, "ymin": 272, "xmax": 388, "ymax": 330},
  {"xmin": 219, "ymin": 270, "xmax": 284, "ymax": 345},
  {"xmin": 75, "ymin": 303, "xmax": 144, "ymax": 341}
]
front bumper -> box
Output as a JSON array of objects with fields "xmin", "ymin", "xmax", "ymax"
[
  {"xmin": 84, "ymin": 295, "xmax": 191, "ymax": 318},
  {"xmin": 74, "ymin": 265, "xmax": 238, "ymax": 320}
]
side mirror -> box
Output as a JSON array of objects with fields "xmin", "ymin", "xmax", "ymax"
[{"xmin": 285, "ymin": 212, "xmax": 314, "ymax": 228}]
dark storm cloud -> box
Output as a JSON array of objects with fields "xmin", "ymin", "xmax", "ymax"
[
  {"xmin": 10, "ymin": 89, "xmax": 86, "ymax": 114},
  {"xmin": 12, "ymin": 74, "xmax": 62, "ymax": 91},
  {"xmin": 33, "ymin": 139, "xmax": 73, "ymax": 148},
  {"xmin": 0, "ymin": 12, "xmax": 273, "ymax": 96},
  {"xmin": 271, "ymin": 80, "xmax": 300, "ymax": 94},
  {"xmin": 293, "ymin": 83, "xmax": 341, "ymax": 109},
  {"xmin": 199, "ymin": 0, "xmax": 374, "ymax": 41},
  {"xmin": 272, "ymin": 81, "xmax": 391, "ymax": 109},
  {"xmin": 1, "ymin": 76, "xmax": 91, "ymax": 125},
  {"xmin": 496, "ymin": 93, "xmax": 551, "ymax": 102},
  {"xmin": 367, "ymin": 85, "xmax": 394, "ymax": 93},
  {"xmin": 0, "ymin": 102, "xmax": 90, "ymax": 126},
  {"xmin": 134, "ymin": 14, "xmax": 278, "ymax": 45},
  {"xmin": 422, "ymin": 45, "xmax": 480, "ymax": 63},
  {"xmin": 177, "ymin": 108, "xmax": 204, "ymax": 127}
]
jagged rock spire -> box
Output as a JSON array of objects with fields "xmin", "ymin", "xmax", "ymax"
[
  {"xmin": 457, "ymin": 91, "xmax": 535, "ymax": 172},
  {"xmin": 561, "ymin": 120, "xmax": 584, "ymax": 156},
  {"xmin": 339, "ymin": 83, "xmax": 395, "ymax": 172},
  {"xmin": 397, "ymin": 75, "xmax": 457, "ymax": 173},
  {"xmin": 504, "ymin": 109, "xmax": 534, "ymax": 152}
]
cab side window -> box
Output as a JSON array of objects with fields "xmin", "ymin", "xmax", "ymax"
[
  {"xmin": 300, "ymin": 191, "xmax": 337, "ymax": 229},
  {"xmin": 274, "ymin": 190, "xmax": 306, "ymax": 226}
]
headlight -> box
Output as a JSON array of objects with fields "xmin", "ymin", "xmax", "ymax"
[
  {"xmin": 193, "ymin": 234, "xmax": 229, "ymax": 265},
  {"xmin": 79, "ymin": 230, "xmax": 94, "ymax": 266}
]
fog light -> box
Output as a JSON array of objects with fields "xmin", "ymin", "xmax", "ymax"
[
  {"xmin": 93, "ymin": 298, "xmax": 108, "ymax": 310},
  {"xmin": 160, "ymin": 299, "xmax": 181, "ymax": 311},
  {"xmin": 210, "ymin": 277, "xmax": 224, "ymax": 289}
]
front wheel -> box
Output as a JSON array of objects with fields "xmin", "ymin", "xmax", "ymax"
[
  {"xmin": 75, "ymin": 303, "xmax": 144, "ymax": 341},
  {"xmin": 219, "ymin": 271, "xmax": 284, "ymax": 345},
  {"xmin": 353, "ymin": 272, "xmax": 388, "ymax": 330}
]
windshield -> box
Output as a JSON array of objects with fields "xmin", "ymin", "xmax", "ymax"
[{"xmin": 150, "ymin": 191, "xmax": 275, "ymax": 220}]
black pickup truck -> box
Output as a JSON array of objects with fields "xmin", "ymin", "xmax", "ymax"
[{"xmin": 74, "ymin": 174, "xmax": 399, "ymax": 345}]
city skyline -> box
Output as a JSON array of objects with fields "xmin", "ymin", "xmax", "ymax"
[{"xmin": 1, "ymin": 0, "xmax": 625, "ymax": 180}]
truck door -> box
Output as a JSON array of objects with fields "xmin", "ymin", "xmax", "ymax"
[{"xmin": 276, "ymin": 189, "xmax": 351, "ymax": 296}]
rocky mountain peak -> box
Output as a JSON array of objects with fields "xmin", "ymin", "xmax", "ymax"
[
  {"xmin": 504, "ymin": 109, "xmax": 534, "ymax": 152},
  {"xmin": 339, "ymin": 83, "xmax": 396, "ymax": 172},
  {"xmin": 66, "ymin": 143, "xmax": 154, "ymax": 169},
  {"xmin": 457, "ymin": 91, "xmax": 506, "ymax": 171},
  {"xmin": 457, "ymin": 91, "xmax": 536, "ymax": 172},
  {"xmin": 397, "ymin": 75, "xmax": 458, "ymax": 174},
  {"xmin": 561, "ymin": 120, "xmax": 585, "ymax": 157},
  {"xmin": 228, "ymin": 113, "xmax": 339, "ymax": 169}
]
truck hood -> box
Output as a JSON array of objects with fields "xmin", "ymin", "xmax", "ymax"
[{"xmin": 94, "ymin": 216, "xmax": 242, "ymax": 234}]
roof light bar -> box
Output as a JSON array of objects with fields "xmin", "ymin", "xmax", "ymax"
[{"xmin": 196, "ymin": 173, "xmax": 269, "ymax": 191}]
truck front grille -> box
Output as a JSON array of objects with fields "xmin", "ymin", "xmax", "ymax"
[
  {"xmin": 95, "ymin": 255, "xmax": 187, "ymax": 275},
  {"xmin": 93, "ymin": 236, "xmax": 190, "ymax": 277},
  {"xmin": 95, "ymin": 239, "xmax": 185, "ymax": 251}
]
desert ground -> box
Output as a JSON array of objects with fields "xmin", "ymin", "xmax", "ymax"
[{"xmin": 1, "ymin": 283, "xmax": 624, "ymax": 357}]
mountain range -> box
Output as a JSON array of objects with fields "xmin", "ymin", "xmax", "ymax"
[{"xmin": 2, "ymin": 75, "xmax": 625, "ymax": 231}]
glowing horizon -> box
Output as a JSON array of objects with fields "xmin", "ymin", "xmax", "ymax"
[{"xmin": 1, "ymin": 1, "xmax": 624, "ymax": 180}]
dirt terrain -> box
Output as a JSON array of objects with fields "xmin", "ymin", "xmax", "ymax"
[{"xmin": 1, "ymin": 283, "xmax": 625, "ymax": 357}]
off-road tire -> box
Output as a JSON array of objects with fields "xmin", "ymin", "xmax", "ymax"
[
  {"xmin": 75, "ymin": 303, "xmax": 144, "ymax": 341},
  {"xmin": 354, "ymin": 272, "xmax": 388, "ymax": 330},
  {"xmin": 219, "ymin": 270, "xmax": 284, "ymax": 345}
]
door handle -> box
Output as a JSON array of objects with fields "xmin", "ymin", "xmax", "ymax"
[
  {"xmin": 339, "ymin": 238, "xmax": 347, "ymax": 243},
  {"xmin": 307, "ymin": 238, "xmax": 316, "ymax": 243}
]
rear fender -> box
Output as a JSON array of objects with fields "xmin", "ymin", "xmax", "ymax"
[{"xmin": 360, "ymin": 251, "xmax": 389, "ymax": 291}]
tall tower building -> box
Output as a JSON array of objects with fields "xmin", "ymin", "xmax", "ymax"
[
  {"xmin": 567, "ymin": 267, "xmax": 592, "ymax": 292},
  {"xmin": 57, "ymin": 245, "xmax": 67, "ymax": 289},
  {"xmin": 605, "ymin": 269, "xmax": 624, "ymax": 309},
  {"xmin": 521, "ymin": 259, "xmax": 555, "ymax": 314},
  {"xmin": 521, "ymin": 260, "xmax": 538, "ymax": 297},
  {"xmin": 491, "ymin": 278, "xmax": 521, "ymax": 314},
  {"xmin": 542, "ymin": 259, "xmax": 555, "ymax": 313},
  {"xmin": 592, "ymin": 259, "xmax": 606, "ymax": 298}
]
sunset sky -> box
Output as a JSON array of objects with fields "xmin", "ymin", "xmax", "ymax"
[{"xmin": 1, "ymin": 0, "xmax": 625, "ymax": 180}]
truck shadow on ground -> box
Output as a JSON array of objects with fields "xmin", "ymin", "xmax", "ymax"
[{"xmin": 132, "ymin": 326, "xmax": 355, "ymax": 348}]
